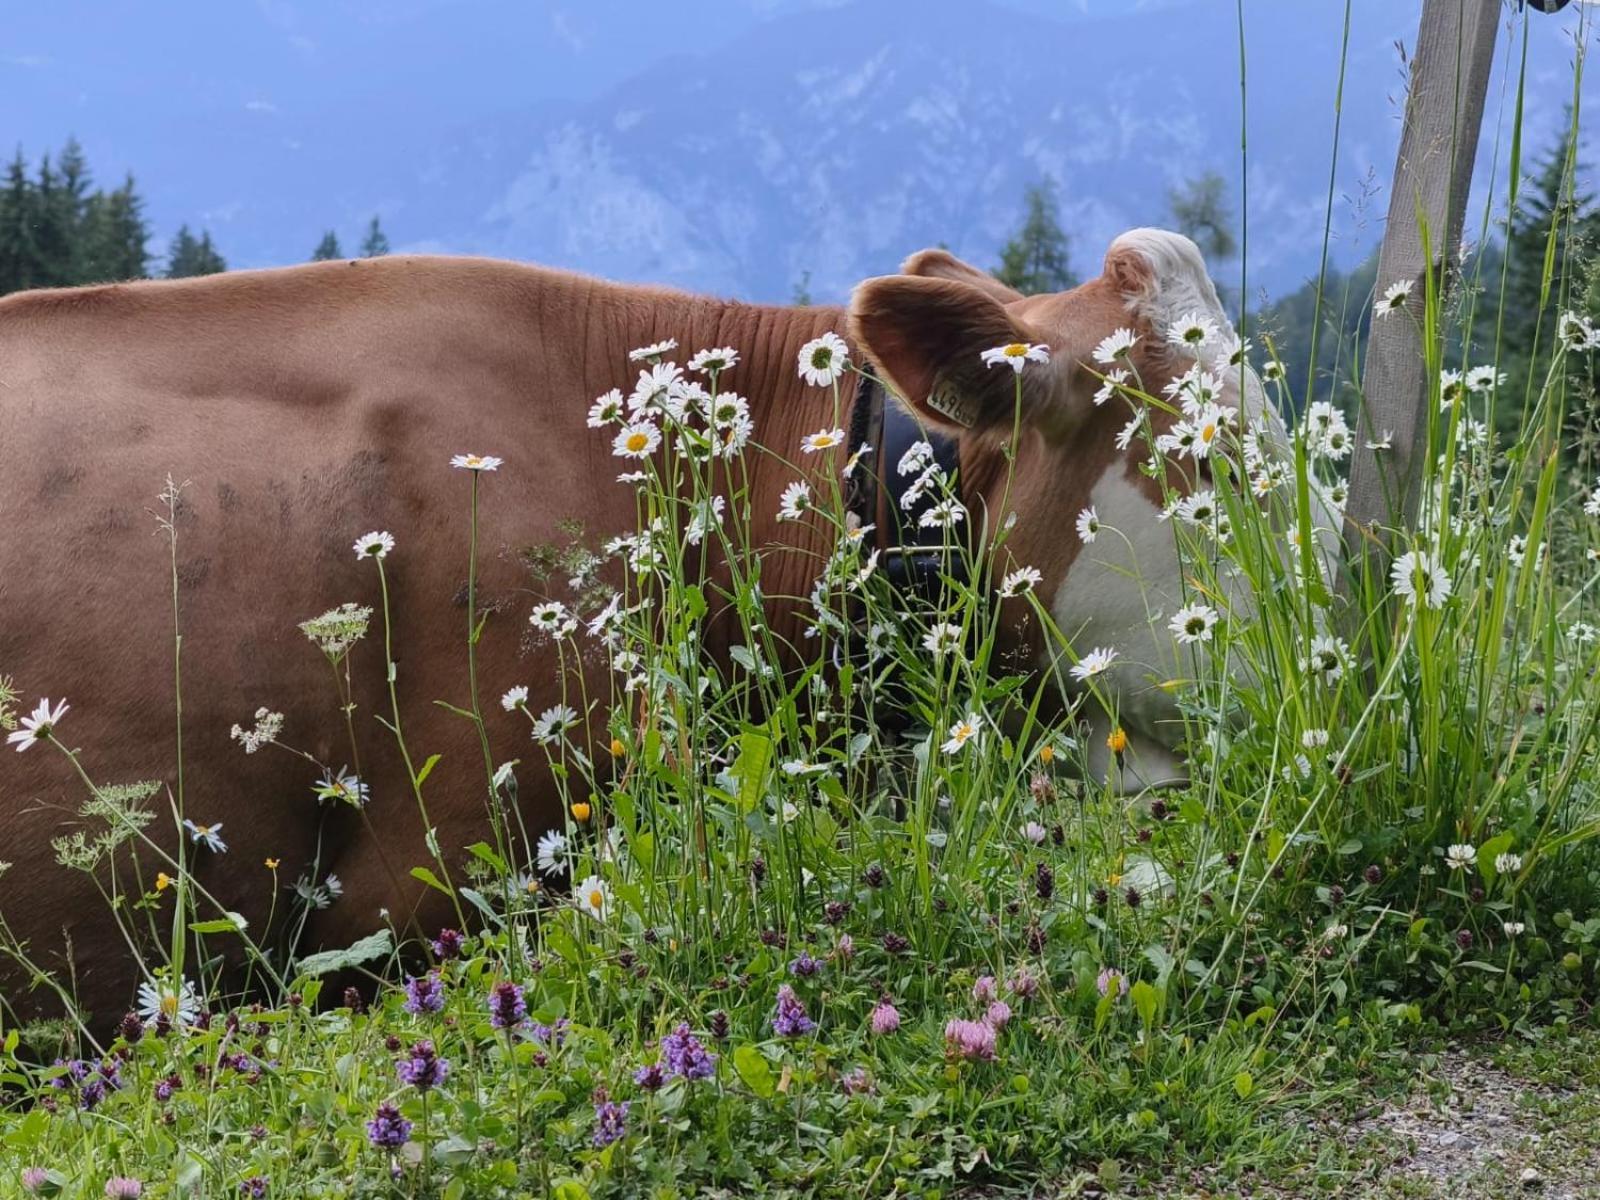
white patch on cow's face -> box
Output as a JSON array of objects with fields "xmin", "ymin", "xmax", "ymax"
[{"xmin": 1047, "ymin": 467, "xmax": 1185, "ymax": 748}]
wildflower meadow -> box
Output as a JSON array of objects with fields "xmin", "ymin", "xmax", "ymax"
[{"xmin": 5, "ymin": 5, "xmax": 1600, "ymax": 1200}]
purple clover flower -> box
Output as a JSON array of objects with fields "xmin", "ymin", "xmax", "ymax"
[
  {"xmin": 771, "ymin": 985, "xmax": 816, "ymax": 1038},
  {"xmin": 591, "ymin": 1100, "xmax": 630, "ymax": 1148},
  {"xmin": 402, "ymin": 972, "xmax": 444, "ymax": 1015},
  {"xmin": 394, "ymin": 1040, "xmax": 450, "ymax": 1092},
  {"xmin": 943, "ymin": 1018, "xmax": 997, "ymax": 1061},
  {"xmin": 1096, "ymin": 967, "xmax": 1127, "ymax": 999},
  {"xmin": 488, "ymin": 981, "xmax": 527, "ymax": 1031},
  {"xmin": 659, "ymin": 1023, "xmax": 717, "ymax": 1080},
  {"xmin": 366, "ymin": 1102, "xmax": 413, "ymax": 1150},
  {"xmin": 870, "ymin": 1001, "xmax": 900, "ymax": 1035},
  {"xmin": 103, "ymin": 1179, "xmax": 143, "ymax": 1199}
]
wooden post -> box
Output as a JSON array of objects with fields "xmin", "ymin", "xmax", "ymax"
[{"xmin": 1343, "ymin": 0, "xmax": 1500, "ymax": 558}]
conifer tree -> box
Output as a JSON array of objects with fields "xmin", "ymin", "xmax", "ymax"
[
  {"xmin": 359, "ymin": 216, "xmax": 390, "ymax": 258},
  {"xmin": 166, "ymin": 225, "xmax": 227, "ymax": 278},
  {"xmin": 1168, "ymin": 171, "xmax": 1237, "ymax": 262},
  {"xmin": 311, "ymin": 231, "xmax": 343, "ymax": 261},
  {"xmin": 994, "ymin": 182, "xmax": 1076, "ymax": 295},
  {"xmin": 0, "ymin": 151, "xmax": 40, "ymax": 294}
]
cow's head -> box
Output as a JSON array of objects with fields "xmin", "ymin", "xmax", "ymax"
[{"xmin": 848, "ymin": 229, "xmax": 1237, "ymax": 785}]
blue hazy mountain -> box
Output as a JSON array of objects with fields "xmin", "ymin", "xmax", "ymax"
[{"xmin": 3, "ymin": 0, "xmax": 1595, "ymax": 302}]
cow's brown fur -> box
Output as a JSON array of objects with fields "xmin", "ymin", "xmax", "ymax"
[{"xmin": 0, "ymin": 256, "xmax": 852, "ymax": 1025}]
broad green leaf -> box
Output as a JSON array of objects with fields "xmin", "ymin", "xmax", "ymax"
[
  {"xmin": 732, "ymin": 1043, "xmax": 776, "ymax": 1098},
  {"xmin": 410, "ymin": 866, "xmax": 453, "ymax": 896},
  {"xmin": 1233, "ymin": 1071, "xmax": 1254, "ymax": 1099},
  {"xmin": 294, "ymin": 929, "xmax": 393, "ymax": 978},
  {"xmin": 1129, "ymin": 980, "xmax": 1159, "ymax": 1030}
]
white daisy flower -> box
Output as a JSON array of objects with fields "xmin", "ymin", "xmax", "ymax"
[
  {"xmin": 313, "ymin": 768, "xmax": 369, "ymax": 807},
  {"xmin": 1092, "ymin": 328, "xmax": 1139, "ymax": 365},
  {"xmin": 7, "ymin": 698, "xmax": 68, "ymax": 753},
  {"xmin": 536, "ymin": 829, "xmax": 569, "ymax": 877},
  {"xmin": 1167, "ymin": 311, "xmax": 1219, "ymax": 355},
  {"xmin": 841, "ymin": 442, "xmax": 873, "ymax": 478},
  {"xmin": 612, "ymin": 420, "xmax": 662, "ymax": 460},
  {"xmin": 1365, "ymin": 430, "xmax": 1394, "ymax": 451},
  {"xmin": 797, "ymin": 332, "xmax": 849, "ymax": 386},
  {"xmin": 628, "ymin": 362, "xmax": 685, "ymax": 415},
  {"xmin": 685, "ymin": 496, "xmax": 725, "ymax": 546},
  {"xmin": 1076, "ymin": 507, "xmax": 1101, "ymax": 544},
  {"xmin": 352, "ymin": 530, "xmax": 395, "ymax": 561},
  {"xmin": 897, "ymin": 440, "xmax": 935, "ymax": 477},
  {"xmin": 450, "ymin": 453, "xmax": 503, "ymax": 472},
  {"xmin": 1464, "ymin": 365, "xmax": 1503, "ymax": 394},
  {"xmin": 617, "ymin": 471, "xmax": 648, "ymax": 484},
  {"xmin": 980, "ymin": 341, "xmax": 1051, "ymax": 372},
  {"xmin": 182, "ymin": 819, "xmax": 227, "ymax": 854},
  {"xmin": 1069, "ymin": 647, "xmax": 1118, "ymax": 682},
  {"xmin": 999, "ymin": 566, "xmax": 1042, "ymax": 597},
  {"xmin": 531, "ymin": 704, "xmax": 578, "ymax": 745},
  {"xmin": 529, "ymin": 601, "xmax": 577, "ymax": 639},
  {"xmin": 922, "ymin": 622, "xmax": 963, "ymax": 657},
  {"xmin": 136, "ymin": 977, "xmax": 201, "ymax": 1028},
  {"xmin": 688, "ymin": 346, "xmax": 739, "ymax": 374},
  {"xmin": 801, "ymin": 427, "xmax": 846, "ymax": 454},
  {"xmin": 628, "ymin": 338, "xmax": 678, "ymax": 363},
  {"xmin": 501, "ymin": 685, "xmax": 530, "ymax": 712},
  {"xmin": 1374, "ymin": 280, "xmax": 1412, "ymax": 319},
  {"xmin": 781, "ymin": 759, "xmax": 827, "ymax": 776},
  {"xmin": 941, "ymin": 712, "xmax": 983, "ymax": 754},
  {"xmin": 1093, "ymin": 368, "xmax": 1129, "ymax": 406},
  {"xmin": 919, "ymin": 498, "xmax": 966, "ymax": 530},
  {"xmin": 587, "ymin": 389, "xmax": 625, "ymax": 427},
  {"xmin": 1391, "ymin": 549, "xmax": 1452, "ymax": 609},
  {"xmin": 1261, "ymin": 360, "xmax": 1286, "ymax": 383},
  {"xmin": 1444, "ymin": 843, "xmax": 1477, "ymax": 871},
  {"xmin": 575, "ymin": 874, "xmax": 611, "ymax": 921},
  {"xmin": 778, "ymin": 481, "xmax": 812, "ymax": 521},
  {"xmin": 1168, "ymin": 603, "xmax": 1219, "ymax": 644},
  {"xmin": 1301, "ymin": 635, "xmax": 1349, "ymax": 684},
  {"xmin": 1114, "ymin": 415, "xmax": 1142, "ymax": 451}
]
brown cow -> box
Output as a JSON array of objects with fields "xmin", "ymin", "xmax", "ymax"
[{"xmin": 0, "ymin": 230, "xmax": 1270, "ymax": 1027}]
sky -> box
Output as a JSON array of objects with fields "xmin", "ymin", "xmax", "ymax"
[{"xmin": 3, "ymin": 0, "xmax": 1598, "ymax": 300}]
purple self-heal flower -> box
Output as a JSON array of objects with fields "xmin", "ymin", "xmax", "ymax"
[
  {"xmin": 402, "ymin": 972, "xmax": 444, "ymax": 1015},
  {"xmin": 633, "ymin": 1062, "xmax": 665, "ymax": 1091},
  {"xmin": 395, "ymin": 1040, "xmax": 450, "ymax": 1092},
  {"xmin": 788, "ymin": 951, "xmax": 823, "ymax": 977},
  {"xmin": 529, "ymin": 1017, "xmax": 569, "ymax": 1048},
  {"xmin": 431, "ymin": 928, "xmax": 464, "ymax": 960},
  {"xmin": 839, "ymin": 1066, "xmax": 873, "ymax": 1095},
  {"xmin": 239, "ymin": 1179, "xmax": 268, "ymax": 1198},
  {"xmin": 659, "ymin": 1022, "xmax": 717, "ymax": 1080},
  {"xmin": 488, "ymin": 981, "xmax": 526, "ymax": 1030},
  {"xmin": 771, "ymin": 985, "xmax": 816, "ymax": 1038},
  {"xmin": 366, "ymin": 1102, "xmax": 413, "ymax": 1149},
  {"xmin": 592, "ymin": 1100, "xmax": 630, "ymax": 1148}
]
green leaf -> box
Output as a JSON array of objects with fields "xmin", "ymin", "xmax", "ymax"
[
  {"xmin": 294, "ymin": 929, "xmax": 393, "ymax": 978},
  {"xmin": 732, "ymin": 1043, "xmax": 776, "ymax": 1098},
  {"xmin": 1233, "ymin": 1071, "xmax": 1254, "ymax": 1099},
  {"xmin": 188, "ymin": 918, "xmax": 244, "ymax": 935},
  {"xmin": 1129, "ymin": 980, "xmax": 1159, "ymax": 1030},
  {"xmin": 416, "ymin": 753, "xmax": 443, "ymax": 788},
  {"xmin": 466, "ymin": 842, "xmax": 508, "ymax": 874},
  {"xmin": 410, "ymin": 866, "xmax": 453, "ymax": 896},
  {"xmin": 730, "ymin": 730, "xmax": 773, "ymax": 814}
]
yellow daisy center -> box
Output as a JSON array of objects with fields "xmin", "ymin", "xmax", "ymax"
[
  {"xmin": 588, "ymin": 889, "xmax": 604, "ymax": 910},
  {"xmin": 161, "ymin": 992, "xmax": 180, "ymax": 1017},
  {"xmin": 626, "ymin": 432, "xmax": 649, "ymax": 453},
  {"xmin": 1003, "ymin": 343, "xmax": 1028, "ymax": 357}
]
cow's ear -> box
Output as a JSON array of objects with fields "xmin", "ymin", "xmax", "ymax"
[
  {"xmin": 848, "ymin": 274, "xmax": 1057, "ymax": 438},
  {"xmin": 901, "ymin": 248, "xmax": 1026, "ymax": 305}
]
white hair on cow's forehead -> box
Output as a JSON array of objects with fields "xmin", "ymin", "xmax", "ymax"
[{"xmin": 1107, "ymin": 227, "xmax": 1229, "ymax": 334}]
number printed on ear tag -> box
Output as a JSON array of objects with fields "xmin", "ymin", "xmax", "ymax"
[{"xmin": 926, "ymin": 383, "xmax": 979, "ymax": 429}]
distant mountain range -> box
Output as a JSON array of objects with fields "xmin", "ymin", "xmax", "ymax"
[{"xmin": 6, "ymin": 0, "xmax": 1596, "ymax": 303}]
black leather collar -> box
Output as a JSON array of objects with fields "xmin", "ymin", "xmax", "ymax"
[{"xmin": 845, "ymin": 372, "xmax": 966, "ymax": 601}]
